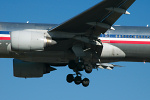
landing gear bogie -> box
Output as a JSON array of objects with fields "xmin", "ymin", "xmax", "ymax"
[
  {"xmin": 68, "ymin": 60, "xmax": 93, "ymax": 74},
  {"xmin": 66, "ymin": 74, "xmax": 90, "ymax": 87},
  {"xmin": 67, "ymin": 60, "xmax": 93, "ymax": 87}
]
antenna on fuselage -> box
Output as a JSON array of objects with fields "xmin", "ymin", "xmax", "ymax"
[
  {"xmin": 147, "ymin": 24, "xmax": 149, "ymax": 27},
  {"xmin": 27, "ymin": 21, "xmax": 29, "ymax": 23}
]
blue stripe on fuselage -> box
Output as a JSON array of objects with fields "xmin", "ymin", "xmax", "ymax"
[
  {"xmin": 0, "ymin": 31, "xmax": 10, "ymax": 34},
  {"xmin": 100, "ymin": 34, "xmax": 150, "ymax": 39}
]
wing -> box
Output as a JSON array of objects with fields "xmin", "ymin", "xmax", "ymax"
[{"xmin": 49, "ymin": 0, "xmax": 135, "ymax": 36}]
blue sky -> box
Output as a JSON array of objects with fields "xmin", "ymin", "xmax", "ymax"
[{"xmin": 0, "ymin": 0, "xmax": 150, "ymax": 100}]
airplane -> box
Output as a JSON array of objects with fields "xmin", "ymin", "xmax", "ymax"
[{"xmin": 0, "ymin": 0, "xmax": 143, "ymax": 87}]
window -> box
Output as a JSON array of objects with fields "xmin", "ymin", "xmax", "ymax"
[
  {"xmin": 138, "ymin": 36, "xmax": 140, "ymax": 38},
  {"xmin": 132, "ymin": 35, "xmax": 134, "ymax": 38},
  {"xmin": 135, "ymin": 36, "xmax": 136, "ymax": 38},
  {"xmin": 141, "ymin": 36, "xmax": 143, "ymax": 38}
]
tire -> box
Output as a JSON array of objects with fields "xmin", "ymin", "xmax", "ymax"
[
  {"xmin": 66, "ymin": 74, "xmax": 74, "ymax": 83},
  {"xmin": 68, "ymin": 60, "xmax": 77, "ymax": 69},
  {"xmin": 82, "ymin": 78, "xmax": 90, "ymax": 87},
  {"xmin": 77, "ymin": 62, "xmax": 84, "ymax": 71},
  {"xmin": 85, "ymin": 65, "xmax": 92, "ymax": 73},
  {"xmin": 74, "ymin": 76, "xmax": 82, "ymax": 85}
]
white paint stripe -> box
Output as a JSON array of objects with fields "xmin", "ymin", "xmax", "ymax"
[
  {"xmin": 99, "ymin": 37, "xmax": 150, "ymax": 41},
  {"xmin": 0, "ymin": 34, "xmax": 10, "ymax": 37}
]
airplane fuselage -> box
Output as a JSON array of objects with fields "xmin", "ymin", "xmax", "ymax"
[{"xmin": 0, "ymin": 22, "xmax": 150, "ymax": 65}]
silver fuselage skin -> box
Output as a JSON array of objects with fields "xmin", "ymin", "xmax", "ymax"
[{"xmin": 0, "ymin": 22, "xmax": 150, "ymax": 65}]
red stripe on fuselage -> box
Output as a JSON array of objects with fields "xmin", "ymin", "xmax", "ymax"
[
  {"xmin": 0, "ymin": 37, "xmax": 11, "ymax": 40},
  {"xmin": 102, "ymin": 40, "xmax": 150, "ymax": 44}
]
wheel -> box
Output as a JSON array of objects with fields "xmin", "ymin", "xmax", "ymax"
[
  {"xmin": 77, "ymin": 62, "xmax": 84, "ymax": 71},
  {"xmin": 66, "ymin": 74, "xmax": 74, "ymax": 83},
  {"xmin": 82, "ymin": 78, "xmax": 90, "ymax": 87},
  {"xmin": 68, "ymin": 60, "xmax": 77, "ymax": 69},
  {"xmin": 74, "ymin": 76, "xmax": 82, "ymax": 85},
  {"xmin": 85, "ymin": 65, "xmax": 92, "ymax": 73}
]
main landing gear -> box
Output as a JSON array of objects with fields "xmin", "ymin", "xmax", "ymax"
[{"xmin": 66, "ymin": 60, "xmax": 93, "ymax": 87}]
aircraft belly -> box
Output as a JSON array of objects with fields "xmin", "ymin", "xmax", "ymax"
[
  {"xmin": 12, "ymin": 43, "xmax": 150, "ymax": 64},
  {"xmin": 16, "ymin": 51, "xmax": 75, "ymax": 64}
]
